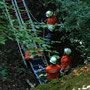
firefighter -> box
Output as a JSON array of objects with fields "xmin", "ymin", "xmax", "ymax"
[
  {"xmin": 45, "ymin": 10, "xmax": 57, "ymax": 41},
  {"xmin": 24, "ymin": 50, "xmax": 34, "ymax": 60},
  {"xmin": 24, "ymin": 48, "xmax": 44, "ymax": 66},
  {"xmin": 24, "ymin": 50, "xmax": 34, "ymax": 67},
  {"xmin": 60, "ymin": 48, "xmax": 72, "ymax": 75},
  {"xmin": 46, "ymin": 56, "xmax": 60, "ymax": 81}
]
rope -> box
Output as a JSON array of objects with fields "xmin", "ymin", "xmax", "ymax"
[
  {"xmin": 29, "ymin": 12, "xmax": 48, "ymax": 65},
  {"xmin": 27, "ymin": 11, "xmax": 49, "ymax": 65},
  {"xmin": 29, "ymin": 11, "xmax": 39, "ymax": 23},
  {"xmin": 21, "ymin": 0, "xmax": 48, "ymax": 65},
  {"xmin": 28, "ymin": 11, "xmax": 46, "ymax": 39}
]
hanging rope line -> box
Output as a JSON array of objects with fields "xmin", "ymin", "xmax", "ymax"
[{"xmin": 18, "ymin": 0, "xmax": 48, "ymax": 65}]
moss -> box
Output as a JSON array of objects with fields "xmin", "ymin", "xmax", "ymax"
[{"xmin": 32, "ymin": 64, "xmax": 90, "ymax": 90}]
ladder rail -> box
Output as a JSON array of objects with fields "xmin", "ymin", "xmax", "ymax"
[
  {"xmin": 14, "ymin": 0, "xmax": 48, "ymax": 65},
  {"xmin": 13, "ymin": 0, "xmax": 37, "ymax": 48},
  {"xmin": 3, "ymin": 0, "xmax": 27, "ymax": 66},
  {"xmin": 22, "ymin": 0, "xmax": 49, "ymax": 66},
  {"xmin": 13, "ymin": 0, "xmax": 24, "ymax": 24},
  {"xmin": 29, "ymin": 62, "xmax": 42, "ymax": 84},
  {"xmin": 29, "ymin": 61, "xmax": 47, "ymax": 84},
  {"xmin": 22, "ymin": 0, "xmax": 37, "ymax": 34},
  {"xmin": 3, "ymin": 0, "xmax": 48, "ymax": 84}
]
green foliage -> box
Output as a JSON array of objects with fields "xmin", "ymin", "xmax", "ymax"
[
  {"xmin": 56, "ymin": 0, "xmax": 90, "ymax": 62},
  {"xmin": 16, "ymin": 67, "xmax": 32, "ymax": 75},
  {"xmin": 0, "ymin": 63, "xmax": 7, "ymax": 81},
  {"xmin": 0, "ymin": 0, "xmax": 90, "ymax": 63},
  {"xmin": 32, "ymin": 64, "xmax": 90, "ymax": 90},
  {"xmin": 0, "ymin": 1, "xmax": 49, "ymax": 55},
  {"xmin": 0, "ymin": 2, "xmax": 14, "ymax": 45},
  {"xmin": 38, "ymin": 0, "xmax": 90, "ymax": 62}
]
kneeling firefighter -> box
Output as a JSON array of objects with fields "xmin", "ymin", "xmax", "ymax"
[
  {"xmin": 60, "ymin": 48, "xmax": 72, "ymax": 75},
  {"xmin": 46, "ymin": 56, "xmax": 60, "ymax": 81}
]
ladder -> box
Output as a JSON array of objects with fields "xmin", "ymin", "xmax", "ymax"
[{"xmin": 3, "ymin": 0, "xmax": 48, "ymax": 84}]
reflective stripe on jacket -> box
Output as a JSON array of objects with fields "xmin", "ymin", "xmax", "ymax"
[{"xmin": 46, "ymin": 65, "xmax": 60, "ymax": 80}]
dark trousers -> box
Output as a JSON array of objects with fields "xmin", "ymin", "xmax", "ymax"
[{"xmin": 47, "ymin": 30, "xmax": 56, "ymax": 41}]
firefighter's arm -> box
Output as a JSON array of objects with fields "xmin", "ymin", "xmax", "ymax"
[{"xmin": 60, "ymin": 68, "xmax": 65, "ymax": 76}]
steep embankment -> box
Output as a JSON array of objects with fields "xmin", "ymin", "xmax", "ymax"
[
  {"xmin": 32, "ymin": 64, "xmax": 90, "ymax": 90},
  {"xmin": 0, "ymin": 40, "xmax": 38, "ymax": 90}
]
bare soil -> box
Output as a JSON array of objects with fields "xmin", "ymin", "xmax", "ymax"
[{"xmin": 0, "ymin": 40, "xmax": 38, "ymax": 90}]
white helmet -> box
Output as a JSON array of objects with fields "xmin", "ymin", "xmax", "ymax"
[
  {"xmin": 46, "ymin": 10, "xmax": 53, "ymax": 17},
  {"xmin": 50, "ymin": 56, "xmax": 57, "ymax": 64},
  {"xmin": 64, "ymin": 48, "xmax": 72, "ymax": 56}
]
